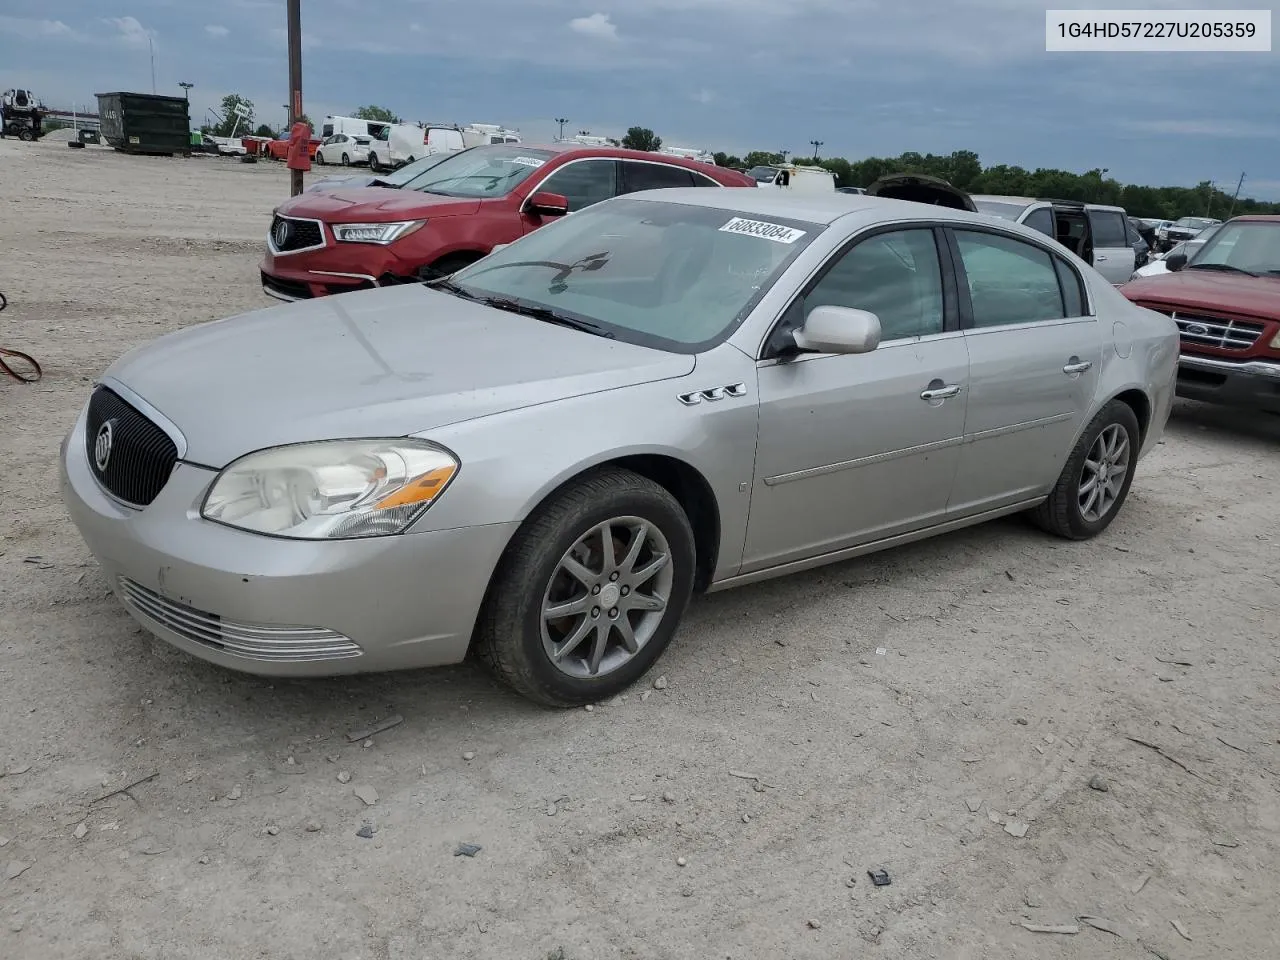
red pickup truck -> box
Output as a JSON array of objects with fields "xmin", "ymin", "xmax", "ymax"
[{"xmin": 1122, "ymin": 215, "xmax": 1280, "ymax": 413}]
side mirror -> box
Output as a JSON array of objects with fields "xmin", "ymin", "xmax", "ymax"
[
  {"xmin": 1165, "ymin": 253, "xmax": 1188, "ymax": 272},
  {"xmin": 793, "ymin": 306, "xmax": 881, "ymax": 355},
  {"xmin": 527, "ymin": 191, "xmax": 569, "ymax": 217}
]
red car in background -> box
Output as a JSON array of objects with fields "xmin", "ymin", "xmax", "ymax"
[
  {"xmin": 260, "ymin": 143, "xmax": 756, "ymax": 301},
  {"xmin": 1122, "ymin": 215, "xmax": 1280, "ymax": 413},
  {"xmin": 265, "ymin": 134, "xmax": 321, "ymax": 162}
]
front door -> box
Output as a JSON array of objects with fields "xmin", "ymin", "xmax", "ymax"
[
  {"xmin": 1087, "ymin": 208, "xmax": 1134, "ymax": 284},
  {"xmin": 945, "ymin": 227, "xmax": 1102, "ymax": 514},
  {"xmin": 743, "ymin": 226, "xmax": 970, "ymax": 572}
]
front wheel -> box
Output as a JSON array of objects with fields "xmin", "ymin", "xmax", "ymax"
[
  {"xmin": 369, "ymin": 153, "xmax": 382, "ymax": 172},
  {"xmin": 475, "ymin": 468, "xmax": 696, "ymax": 707},
  {"xmin": 315, "ymin": 151, "xmax": 326, "ymax": 165},
  {"xmin": 1031, "ymin": 400, "xmax": 1141, "ymax": 540}
]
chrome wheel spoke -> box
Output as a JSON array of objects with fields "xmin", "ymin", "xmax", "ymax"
[
  {"xmin": 618, "ymin": 521, "xmax": 648, "ymax": 574},
  {"xmin": 544, "ymin": 595, "xmax": 590, "ymax": 620},
  {"xmin": 1081, "ymin": 486, "xmax": 1100, "ymax": 518},
  {"xmin": 631, "ymin": 553, "xmax": 669, "ymax": 588},
  {"xmin": 1079, "ymin": 474, "xmax": 1098, "ymax": 496},
  {"xmin": 627, "ymin": 592, "xmax": 666, "ymax": 613},
  {"xmin": 553, "ymin": 617, "xmax": 594, "ymax": 662},
  {"xmin": 598, "ymin": 523, "xmax": 617, "ymax": 573},
  {"xmin": 562, "ymin": 555, "xmax": 596, "ymax": 586},
  {"xmin": 616, "ymin": 616, "xmax": 639, "ymax": 654},
  {"xmin": 588, "ymin": 623, "xmax": 610, "ymax": 675}
]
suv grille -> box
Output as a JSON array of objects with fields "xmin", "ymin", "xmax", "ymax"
[
  {"xmin": 84, "ymin": 387, "xmax": 178, "ymax": 506},
  {"xmin": 1167, "ymin": 312, "xmax": 1265, "ymax": 352},
  {"xmin": 270, "ymin": 214, "xmax": 324, "ymax": 253}
]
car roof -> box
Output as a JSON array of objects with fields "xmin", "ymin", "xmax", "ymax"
[
  {"xmin": 971, "ymin": 194, "xmax": 1040, "ymax": 206},
  {"xmin": 1228, "ymin": 215, "xmax": 1280, "ymax": 222},
  {"xmin": 622, "ymin": 187, "xmax": 1025, "ymax": 227}
]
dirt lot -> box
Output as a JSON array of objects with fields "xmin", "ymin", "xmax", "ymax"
[{"xmin": 1, "ymin": 137, "xmax": 1278, "ymax": 960}]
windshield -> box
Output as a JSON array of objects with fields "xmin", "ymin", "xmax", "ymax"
[
  {"xmin": 974, "ymin": 200, "xmax": 1031, "ymax": 221},
  {"xmin": 376, "ymin": 150, "xmax": 461, "ymax": 187},
  {"xmin": 746, "ymin": 165, "xmax": 779, "ymax": 183},
  {"xmin": 401, "ymin": 145, "xmax": 556, "ymax": 197},
  {"xmin": 1174, "ymin": 217, "xmax": 1217, "ymax": 230},
  {"xmin": 444, "ymin": 197, "xmax": 821, "ymax": 352},
  {"xmin": 1187, "ymin": 221, "xmax": 1280, "ymax": 275}
]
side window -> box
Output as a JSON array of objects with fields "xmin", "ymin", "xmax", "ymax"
[
  {"xmin": 1053, "ymin": 257, "xmax": 1087, "ymax": 317},
  {"xmin": 804, "ymin": 228, "xmax": 945, "ymax": 340},
  {"xmin": 620, "ymin": 161, "xmax": 696, "ymax": 193},
  {"xmin": 691, "ymin": 171, "xmax": 720, "ymax": 187},
  {"xmin": 1023, "ymin": 207, "xmax": 1055, "ymax": 238},
  {"xmin": 535, "ymin": 160, "xmax": 618, "ymax": 213},
  {"xmin": 1090, "ymin": 211, "xmax": 1128, "ymax": 247},
  {"xmin": 953, "ymin": 230, "xmax": 1066, "ymax": 327}
]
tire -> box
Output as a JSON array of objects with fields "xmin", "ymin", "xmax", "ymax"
[
  {"xmin": 341, "ymin": 153, "xmax": 350, "ymax": 166},
  {"xmin": 316, "ymin": 151, "xmax": 326, "ymax": 165},
  {"xmin": 18, "ymin": 129, "xmax": 34, "ymax": 142},
  {"xmin": 1031, "ymin": 400, "xmax": 1141, "ymax": 540},
  {"xmin": 474, "ymin": 468, "xmax": 696, "ymax": 707},
  {"xmin": 369, "ymin": 153, "xmax": 382, "ymax": 173}
]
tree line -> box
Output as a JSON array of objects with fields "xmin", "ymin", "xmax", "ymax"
[{"xmin": 708, "ymin": 147, "xmax": 1277, "ymax": 220}]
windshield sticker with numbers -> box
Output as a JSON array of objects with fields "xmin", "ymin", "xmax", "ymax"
[
  {"xmin": 719, "ymin": 217, "xmax": 806, "ymax": 244},
  {"xmin": 509, "ymin": 156, "xmax": 545, "ymax": 167}
]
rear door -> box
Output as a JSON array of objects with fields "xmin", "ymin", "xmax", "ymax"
[
  {"xmin": 944, "ymin": 227, "xmax": 1102, "ymax": 514},
  {"xmin": 619, "ymin": 160, "xmax": 697, "ymax": 195},
  {"xmin": 1086, "ymin": 209, "xmax": 1134, "ymax": 283}
]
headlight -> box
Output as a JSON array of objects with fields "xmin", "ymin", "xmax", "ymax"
[
  {"xmin": 1270, "ymin": 330, "xmax": 1280, "ymax": 350},
  {"xmin": 201, "ymin": 439, "xmax": 458, "ymax": 540},
  {"xmin": 331, "ymin": 220, "xmax": 425, "ymax": 244},
  {"xmin": 1128, "ymin": 271, "xmax": 1141, "ymax": 282}
]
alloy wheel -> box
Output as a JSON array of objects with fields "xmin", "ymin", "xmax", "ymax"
[{"xmin": 1078, "ymin": 424, "xmax": 1130, "ymax": 522}]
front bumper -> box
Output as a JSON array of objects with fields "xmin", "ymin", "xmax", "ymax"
[
  {"xmin": 60, "ymin": 410, "xmax": 518, "ymax": 677},
  {"xmin": 260, "ymin": 236, "xmax": 420, "ymax": 300},
  {"xmin": 1176, "ymin": 353, "xmax": 1280, "ymax": 413}
]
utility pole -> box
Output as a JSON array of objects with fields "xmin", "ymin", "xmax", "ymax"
[
  {"xmin": 1204, "ymin": 180, "xmax": 1215, "ymax": 217},
  {"xmin": 809, "ymin": 139, "xmax": 823, "ymax": 160},
  {"xmin": 287, "ymin": 0, "xmax": 304, "ymax": 196},
  {"xmin": 149, "ymin": 36, "xmax": 156, "ymax": 94},
  {"xmin": 554, "ymin": 117, "xmax": 568, "ymax": 139},
  {"xmin": 179, "ymin": 82, "xmax": 193, "ymax": 102},
  {"xmin": 1227, "ymin": 172, "xmax": 1246, "ymax": 218}
]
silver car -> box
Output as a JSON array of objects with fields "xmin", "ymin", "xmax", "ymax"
[{"xmin": 61, "ymin": 189, "xmax": 1179, "ymax": 706}]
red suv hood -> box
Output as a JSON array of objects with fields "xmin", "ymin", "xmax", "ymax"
[
  {"xmin": 277, "ymin": 187, "xmax": 482, "ymax": 222},
  {"xmin": 1122, "ymin": 270, "xmax": 1280, "ymax": 321}
]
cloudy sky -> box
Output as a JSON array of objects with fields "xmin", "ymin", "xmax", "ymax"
[{"xmin": 2, "ymin": 0, "xmax": 1276, "ymax": 198}]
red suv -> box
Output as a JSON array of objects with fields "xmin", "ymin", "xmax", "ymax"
[
  {"xmin": 260, "ymin": 143, "xmax": 755, "ymax": 300},
  {"xmin": 1122, "ymin": 215, "xmax": 1280, "ymax": 413}
]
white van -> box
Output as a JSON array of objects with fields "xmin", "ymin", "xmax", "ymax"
[
  {"xmin": 462, "ymin": 123, "xmax": 521, "ymax": 147},
  {"xmin": 377, "ymin": 123, "xmax": 465, "ymax": 170},
  {"xmin": 321, "ymin": 115, "xmax": 392, "ymax": 142},
  {"xmin": 747, "ymin": 163, "xmax": 835, "ymax": 194},
  {"xmin": 658, "ymin": 146, "xmax": 717, "ymax": 164}
]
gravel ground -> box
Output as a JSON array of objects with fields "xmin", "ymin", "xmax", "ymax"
[{"xmin": 2, "ymin": 138, "xmax": 1278, "ymax": 960}]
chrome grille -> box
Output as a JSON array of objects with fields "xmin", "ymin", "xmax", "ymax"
[
  {"xmin": 269, "ymin": 214, "xmax": 325, "ymax": 254},
  {"xmin": 117, "ymin": 578, "xmax": 362, "ymax": 663},
  {"xmin": 1170, "ymin": 312, "xmax": 1264, "ymax": 352},
  {"xmin": 85, "ymin": 387, "xmax": 178, "ymax": 506}
]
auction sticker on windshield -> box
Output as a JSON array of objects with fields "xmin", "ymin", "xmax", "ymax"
[
  {"xmin": 719, "ymin": 217, "xmax": 807, "ymax": 244},
  {"xmin": 509, "ymin": 157, "xmax": 545, "ymax": 167}
]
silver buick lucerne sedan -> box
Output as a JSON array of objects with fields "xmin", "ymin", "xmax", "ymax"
[{"xmin": 61, "ymin": 189, "xmax": 1178, "ymax": 706}]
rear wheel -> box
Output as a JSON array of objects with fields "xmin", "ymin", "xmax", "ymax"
[
  {"xmin": 475, "ymin": 468, "xmax": 696, "ymax": 707},
  {"xmin": 18, "ymin": 128, "xmax": 34, "ymax": 142},
  {"xmin": 341, "ymin": 153, "xmax": 351, "ymax": 166},
  {"xmin": 1031, "ymin": 400, "xmax": 1140, "ymax": 540}
]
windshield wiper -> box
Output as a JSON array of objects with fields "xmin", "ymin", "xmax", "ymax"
[
  {"xmin": 424, "ymin": 277, "xmax": 483, "ymax": 300},
  {"xmin": 1186, "ymin": 263, "xmax": 1259, "ymax": 277},
  {"xmin": 477, "ymin": 297, "xmax": 614, "ymax": 338}
]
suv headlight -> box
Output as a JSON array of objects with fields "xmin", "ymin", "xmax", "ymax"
[
  {"xmin": 1270, "ymin": 330, "xmax": 1280, "ymax": 350},
  {"xmin": 201, "ymin": 439, "xmax": 458, "ymax": 539},
  {"xmin": 332, "ymin": 220, "xmax": 425, "ymax": 244}
]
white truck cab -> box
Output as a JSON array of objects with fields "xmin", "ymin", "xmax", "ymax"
[{"xmin": 747, "ymin": 163, "xmax": 835, "ymax": 194}]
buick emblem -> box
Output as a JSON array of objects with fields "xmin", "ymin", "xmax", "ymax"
[
  {"xmin": 1185, "ymin": 323, "xmax": 1209, "ymax": 336},
  {"xmin": 273, "ymin": 219, "xmax": 291, "ymax": 249},
  {"xmin": 94, "ymin": 420, "xmax": 115, "ymax": 472}
]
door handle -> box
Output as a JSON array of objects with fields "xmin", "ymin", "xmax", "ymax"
[
  {"xmin": 1095, "ymin": 255, "xmax": 1108, "ymax": 261},
  {"xmin": 920, "ymin": 384, "xmax": 962, "ymax": 401},
  {"xmin": 1063, "ymin": 360, "xmax": 1093, "ymax": 375}
]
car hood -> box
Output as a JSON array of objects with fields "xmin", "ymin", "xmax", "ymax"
[
  {"xmin": 866, "ymin": 173, "xmax": 978, "ymax": 212},
  {"xmin": 1120, "ymin": 270, "xmax": 1280, "ymax": 321},
  {"xmin": 306, "ymin": 175, "xmax": 378, "ymax": 193},
  {"xmin": 277, "ymin": 187, "xmax": 482, "ymax": 222},
  {"xmin": 103, "ymin": 284, "xmax": 695, "ymax": 467}
]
